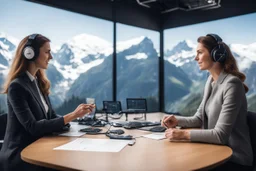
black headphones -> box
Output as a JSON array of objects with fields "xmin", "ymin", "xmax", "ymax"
[
  {"xmin": 22, "ymin": 34, "xmax": 40, "ymax": 61},
  {"xmin": 206, "ymin": 34, "xmax": 228, "ymax": 63}
]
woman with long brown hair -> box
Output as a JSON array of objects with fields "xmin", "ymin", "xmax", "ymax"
[
  {"xmin": 0, "ymin": 34, "xmax": 95, "ymax": 171},
  {"xmin": 162, "ymin": 34, "xmax": 253, "ymax": 171}
]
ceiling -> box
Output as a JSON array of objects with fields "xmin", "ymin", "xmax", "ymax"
[{"xmin": 26, "ymin": 0, "xmax": 256, "ymax": 31}]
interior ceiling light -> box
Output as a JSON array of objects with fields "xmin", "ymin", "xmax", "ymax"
[
  {"xmin": 136, "ymin": 0, "xmax": 157, "ymax": 8},
  {"xmin": 136, "ymin": 0, "xmax": 221, "ymax": 13}
]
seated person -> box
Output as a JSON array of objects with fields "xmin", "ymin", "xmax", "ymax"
[
  {"xmin": 162, "ymin": 34, "xmax": 253, "ymax": 171},
  {"xmin": 0, "ymin": 34, "xmax": 95, "ymax": 171}
]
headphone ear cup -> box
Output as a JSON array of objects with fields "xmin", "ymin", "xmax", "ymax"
[
  {"xmin": 23, "ymin": 46, "xmax": 35, "ymax": 60},
  {"xmin": 211, "ymin": 45, "xmax": 227, "ymax": 63},
  {"xmin": 23, "ymin": 45, "xmax": 40, "ymax": 61}
]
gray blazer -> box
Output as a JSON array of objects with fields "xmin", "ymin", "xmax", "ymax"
[{"xmin": 177, "ymin": 71, "xmax": 253, "ymax": 166}]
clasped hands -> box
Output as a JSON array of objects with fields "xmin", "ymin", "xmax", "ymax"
[{"xmin": 161, "ymin": 115, "xmax": 190, "ymax": 141}]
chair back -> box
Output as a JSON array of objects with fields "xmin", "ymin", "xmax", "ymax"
[
  {"xmin": 248, "ymin": 111, "xmax": 256, "ymax": 171},
  {"xmin": 126, "ymin": 98, "xmax": 147, "ymax": 112},
  {"xmin": 0, "ymin": 113, "xmax": 7, "ymax": 139},
  {"xmin": 0, "ymin": 113, "xmax": 7, "ymax": 150},
  {"xmin": 103, "ymin": 101, "xmax": 122, "ymax": 114}
]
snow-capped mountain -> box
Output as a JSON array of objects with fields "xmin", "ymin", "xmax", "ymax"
[
  {"xmin": 48, "ymin": 34, "xmax": 114, "ymax": 103},
  {"xmin": 67, "ymin": 33, "xmax": 112, "ymax": 57},
  {"xmin": 53, "ymin": 34, "xmax": 113, "ymax": 80},
  {"xmin": 0, "ymin": 33, "xmax": 19, "ymax": 83},
  {"xmin": 65, "ymin": 35, "xmax": 191, "ymax": 112},
  {"xmin": 0, "ymin": 32, "xmax": 19, "ymax": 48},
  {"xmin": 52, "ymin": 35, "xmax": 153, "ymax": 83},
  {"xmin": 50, "ymin": 35, "xmax": 157, "ymax": 105},
  {"xmin": 117, "ymin": 36, "xmax": 146, "ymax": 53},
  {"xmin": 0, "ymin": 33, "xmax": 173, "ymax": 110},
  {"xmin": 165, "ymin": 40, "xmax": 196, "ymax": 67},
  {"xmin": 0, "ymin": 33, "xmax": 19, "ymax": 112},
  {"xmin": 165, "ymin": 40, "xmax": 207, "ymax": 81},
  {"xmin": 0, "ymin": 33, "xmax": 18, "ymax": 69},
  {"xmin": 119, "ymin": 37, "xmax": 151, "ymax": 60}
]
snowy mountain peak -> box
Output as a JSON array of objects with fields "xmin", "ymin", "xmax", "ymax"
[
  {"xmin": 165, "ymin": 39, "xmax": 197, "ymax": 67},
  {"xmin": 172, "ymin": 40, "xmax": 194, "ymax": 52},
  {"xmin": 0, "ymin": 32, "xmax": 19, "ymax": 64},
  {"xmin": 0, "ymin": 32, "xmax": 19, "ymax": 47},
  {"xmin": 184, "ymin": 39, "xmax": 197, "ymax": 49},
  {"xmin": 69, "ymin": 33, "xmax": 111, "ymax": 50},
  {"xmin": 63, "ymin": 33, "xmax": 112, "ymax": 58},
  {"xmin": 117, "ymin": 36, "xmax": 147, "ymax": 52}
]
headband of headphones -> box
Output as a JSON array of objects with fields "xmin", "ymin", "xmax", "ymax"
[
  {"xmin": 206, "ymin": 33, "xmax": 227, "ymax": 63},
  {"xmin": 206, "ymin": 34, "xmax": 222, "ymax": 43},
  {"xmin": 23, "ymin": 34, "xmax": 40, "ymax": 61}
]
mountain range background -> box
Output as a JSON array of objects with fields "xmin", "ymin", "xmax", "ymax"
[{"xmin": 0, "ymin": 32, "xmax": 255, "ymax": 116}]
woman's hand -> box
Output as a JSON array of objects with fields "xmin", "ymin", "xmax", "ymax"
[
  {"xmin": 165, "ymin": 128, "xmax": 190, "ymax": 141},
  {"xmin": 63, "ymin": 104, "xmax": 95, "ymax": 125},
  {"xmin": 161, "ymin": 115, "xmax": 178, "ymax": 128},
  {"xmin": 72, "ymin": 104, "xmax": 95, "ymax": 118}
]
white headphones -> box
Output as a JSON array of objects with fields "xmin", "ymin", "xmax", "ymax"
[{"xmin": 22, "ymin": 34, "xmax": 39, "ymax": 61}]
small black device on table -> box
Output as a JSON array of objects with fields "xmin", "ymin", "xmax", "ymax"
[
  {"xmin": 139, "ymin": 126, "xmax": 166, "ymax": 132},
  {"xmin": 123, "ymin": 121, "xmax": 161, "ymax": 129},
  {"xmin": 106, "ymin": 134, "xmax": 133, "ymax": 140},
  {"xmin": 108, "ymin": 129, "xmax": 125, "ymax": 135},
  {"xmin": 80, "ymin": 127, "xmax": 102, "ymax": 134}
]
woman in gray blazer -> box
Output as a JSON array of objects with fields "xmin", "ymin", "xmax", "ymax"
[
  {"xmin": 0, "ymin": 34, "xmax": 95, "ymax": 171},
  {"xmin": 162, "ymin": 34, "xmax": 253, "ymax": 171}
]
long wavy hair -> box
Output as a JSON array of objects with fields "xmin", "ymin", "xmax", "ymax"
[
  {"xmin": 2, "ymin": 34, "xmax": 51, "ymax": 95},
  {"xmin": 198, "ymin": 35, "xmax": 249, "ymax": 93}
]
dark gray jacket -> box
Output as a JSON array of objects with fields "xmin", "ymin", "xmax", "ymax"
[{"xmin": 0, "ymin": 73, "xmax": 64, "ymax": 171}]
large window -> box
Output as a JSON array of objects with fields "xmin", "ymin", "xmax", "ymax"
[
  {"xmin": 116, "ymin": 23, "xmax": 160, "ymax": 112},
  {"xmin": 164, "ymin": 13, "xmax": 256, "ymax": 116},
  {"xmin": 2, "ymin": 1, "xmax": 255, "ymax": 116},
  {"xmin": 0, "ymin": 0, "xmax": 113, "ymax": 115}
]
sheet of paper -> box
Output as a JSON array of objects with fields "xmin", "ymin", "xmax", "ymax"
[
  {"xmin": 54, "ymin": 138, "xmax": 129, "ymax": 152},
  {"xmin": 143, "ymin": 133, "xmax": 166, "ymax": 140}
]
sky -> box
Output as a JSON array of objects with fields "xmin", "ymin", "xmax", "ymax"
[
  {"xmin": 0, "ymin": 0, "xmax": 159, "ymax": 49},
  {"xmin": 0, "ymin": 0, "xmax": 255, "ymax": 51},
  {"xmin": 0, "ymin": 0, "xmax": 113, "ymax": 46}
]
